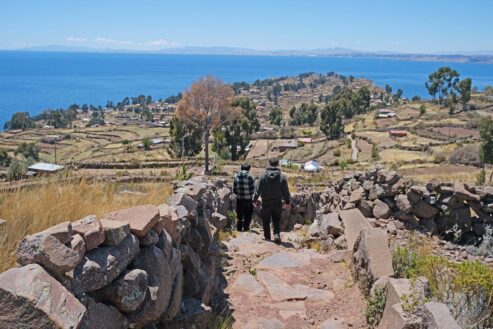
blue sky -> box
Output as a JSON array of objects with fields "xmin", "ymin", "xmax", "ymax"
[{"xmin": 1, "ymin": 0, "xmax": 492, "ymax": 53}]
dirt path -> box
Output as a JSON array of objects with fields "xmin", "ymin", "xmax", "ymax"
[{"xmin": 222, "ymin": 229, "xmax": 367, "ymax": 329}]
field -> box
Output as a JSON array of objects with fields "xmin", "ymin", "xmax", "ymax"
[{"xmin": 0, "ymin": 178, "xmax": 172, "ymax": 272}]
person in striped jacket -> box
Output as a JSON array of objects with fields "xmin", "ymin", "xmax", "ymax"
[{"xmin": 233, "ymin": 163, "xmax": 255, "ymax": 232}]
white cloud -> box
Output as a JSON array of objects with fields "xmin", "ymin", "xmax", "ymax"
[{"xmin": 64, "ymin": 36, "xmax": 178, "ymax": 49}]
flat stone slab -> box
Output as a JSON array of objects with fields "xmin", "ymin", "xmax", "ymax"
[
  {"xmin": 338, "ymin": 209, "xmax": 371, "ymax": 250},
  {"xmin": 320, "ymin": 319, "xmax": 344, "ymax": 329},
  {"xmin": 231, "ymin": 273, "xmax": 264, "ymax": 296},
  {"xmin": 265, "ymin": 301, "xmax": 306, "ymax": 320},
  {"xmin": 226, "ymin": 233, "xmax": 274, "ymax": 257},
  {"xmin": 257, "ymin": 271, "xmax": 306, "ymax": 301},
  {"xmin": 256, "ymin": 252, "xmax": 311, "ymax": 270},
  {"xmin": 293, "ymin": 284, "xmax": 335, "ymax": 302},
  {"xmin": 103, "ymin": 205, "xmax": 159, "ymax": 238},
  {"xmin": 244, "ymin": 318, "xmax": 285, "ymax": 329}
]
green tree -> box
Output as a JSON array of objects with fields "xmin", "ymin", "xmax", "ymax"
[
  {"xmin": 14, "ymin": 143, "xmax": 40, "ymax": 162},
  {"xmin": 269, "ymin": 108, "xmax": 283, "ymax": 126},
  {"xmin": 456, "ymin": 78, "xmax": 472, "ymax": 109},
  {"xmin": 479, "ymin": 117, "xmax": 493, "ymax": 183},
  {"xmin": 142, "ymin": 137, "xmax": 151, "ymax": 151},
  {"xmin": 4, "ymin": 112, "xmax": 35, "ymax": 130},
  {"xmin": 320, "ymin": 102, "xmax": 343, "ymax": 139},
  {"xmin": 385, "ymin": 84, "xmax": 393, "ymax": 95},
  {"xmin": 290, "ymin": 103, "xmax": 319, "ymax": 126},
  {"xmin": 419, "ymin": 104, "xmax": 426, "ymax": 116},
  {"xmin": 7, "ymin": 159, "xmax": 27, "ymax": 181},
  {"xmin": 425, "ymin": 67, "xmax": 460, "ymax": 104},
  {"xmin": 0, "ymin": 149, "xmax": 10, "ymax": 167},
  {"xmin": 169, "ymin": 117, "xmax": 203, "ymax": 157}
]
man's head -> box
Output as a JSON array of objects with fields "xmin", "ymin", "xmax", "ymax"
[
  {"xmin": 268, "ymin": 157, "xmax": 279, "ymax": 168},
  {"xmin": 241, "ymin": 163, "xmax": 251, "ymax": 171}
]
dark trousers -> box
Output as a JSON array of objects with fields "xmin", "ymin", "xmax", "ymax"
[
  {"xmin": 236, "ymin": 199, "xmax": 253, "ymax": 231},
  {"xmin": 261, "ymin": 201, "xmax": 282, "ymax": 239}
]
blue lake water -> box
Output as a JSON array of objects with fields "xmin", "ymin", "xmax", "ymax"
[{"xmin": 1, "ymin": 51, "xmax": 493, "ymax": 128}]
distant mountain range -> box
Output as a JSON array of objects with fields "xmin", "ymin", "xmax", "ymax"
[{"xmin": 11, "ymin": 45, "xmax": 493, "ymax": 64}]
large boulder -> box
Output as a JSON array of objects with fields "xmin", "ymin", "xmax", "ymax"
[
  {"xmin": 412, "ymin": 200, "xmax": 439, "ymax": 219},
  {"xmin": 72, "ymin": 215, "xmax": 105, "ymax": 251},
  {"xmin": 16, "ymin": 233, "xmax": 82, "ymax": 277},
  {"xmin": 454, "ymin": 182, "xmax": 480, "ymax": 202},
  {"xmin": 104, "ymin": 205, "xmax": 160, "ymax": 238},
  {"xmin": 0, "ymin": 264, "xmax": 86, "ymax": 329},
  {"xmin": 373, "ymin": 200, "xmax": 391, "ymax": 219},
  {"xmin": 210, "ymin": 212, "xmax": 227, "ymax": 230},
  {"xmin": 159, "ymin": 297, "xmax": 211, "ymax": 329},
  {"xmin": 100, "ymin": 219, "xmax": 131, "ymax": 246},
  {"xmin": 353, "ymin": 228, "xmax": 394, "ymax": 287},
  {"xmin": 127, "ymin": 245, "xmax": 173, "ymax": 328},
  {"xmin": 216, "ymin": 187, "xmax": 232, "ymax": 216},
  {"xmin": 358, "ymin": 200, "xmax": 374, "ymax": 218},
  {"xmin": 419, "ymin": 302, "xmax": 461, "ymax": 329},
  {"xmin": 81, "ymin": 299, "xmax": 129, "ymax": 329},
  {"xmin": 72, "ymin": 234, "xmax": 140, "ymax": 293},
  {"xmin": 38, "ymin": 221, "xmax": 73, "ymax": 244},
  {"xmin": 158, "ymin": 204, "xmax": 180, "ymax": 244},
  {"xmin": 395, "ymin": 194, "xmax": 412, "ymax": 214},
  {"xmin": 180, "ymin": 244, "xmax": 215, "ymax": 304},
  {"xmin": 319, "ymin": 213, "xmax": 344, "ymax": 237},
  {"xmin": 92, "ymin": 269, "xmax": 148, "ymax": 313},
  {"xmin": 160, "ymin": 249, "xmax": 184, "ymax": 322},
  {"xmin": 378, "ymin": 279, "xmax": 422, "ymax": 329},
  {"xmin": 167, "ymin": 193, "xmax": 198, "ymax": 225},
  {"xmin": 339, "ymin": 209, "xmax": 371, "ymax": 250}
]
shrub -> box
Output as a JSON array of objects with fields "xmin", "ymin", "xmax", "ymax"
[
  {"xmin": 333, "ymin": 149, "xmax": 341, "ymax": 157},
  {"xmin": 365, "ymin": 288, "xmax": 386, "ymax": 328},
  {"xmin": 449, "ymin": 144, "xmax": 480, "ymax": 165},
  {"xmin": 6, "ymin": 159, "xmax": 27, "ymax": 181},
  {"xmin": 371, "ymin": 144, "xmax": 379, "ymax": 160},
  {"xmin": 176, "ymin": 164, "xmax": 192, "ymax": 180},
  {"xmin": 419, "ymin": 104, "xmax": 426, "ymax": 116}
]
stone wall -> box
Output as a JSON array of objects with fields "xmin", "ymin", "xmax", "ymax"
[{"xmin": 0, "ymin": 176, "xmax": 231, "ymax": 329}]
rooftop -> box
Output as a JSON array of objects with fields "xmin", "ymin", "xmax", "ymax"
[{"xmin": 28, "ymin": 162, "xmax": 65, "ymax": 172}]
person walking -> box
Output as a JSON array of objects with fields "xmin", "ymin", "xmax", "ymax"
[
  {"xmin": 232, "ymin": 163, "xmax": 255, "ymax": 232},
  {"xmin": 253, "ymin": 157, "xmax": 290, "ymax": 243}
]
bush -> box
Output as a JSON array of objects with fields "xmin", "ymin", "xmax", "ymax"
[
  {"xmin": 176, "ymin": 164, "xmax": 192, "ymax": 181},
  {"xmin": 449, "ymin": 144, "xmax": 480, "ymax": 165},
  {"xmin": 371, "ymin": 144, "xmax": 379, "ymax": 160},
  {"xmin": 6, "ymin": 159, "xmax": 27, "ymax": 181},
  {"xmin": 365, "ymin": 288, "xmax": 386, "ymax": 328},
  {"xmin": 419, "ymin": 104, "xmax": 426, "ymax": 116},
  {"xmin": 333, "ymin": 149, "xmax": 341, "ymax": 157}
]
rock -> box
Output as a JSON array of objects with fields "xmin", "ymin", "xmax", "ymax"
[
  {"xmin": 161, "ymin": 297, "xmax": 211, "ymax": 329},
  {"xmin": 189, "ymin": 227, "xmax": 203, "ymax": 251},
  {"xmin": 320, "ymin": 319, "xmax": 343, "ymax": 329},
  {"xmin": 81, "ymin": 300, "xmax": 129, "ymax": 329},
  {"xmin": 210, "ymin": 212, "xmax": 227, "ymax": 230},
  {"xmin": 426, "ymin": 179, "xmax": 441, "ymax": 192},
  {"xmin": 293, "ymin": 284, "xmax": 334, "ymax": 302},
  {"xmin": 328, "ymin": 250, "xmax": 353, "ymax": 263},
  {"xmin": 139, "ymin": 229, "xmax": 159, "ymax": 247},
  {"xmin": 161, "ymin": 253, "xmax": 183, "ymax": 321},
  {"xmin": 73, "ymin": 234, "xmax": 140, "ymax": 292},
  {"xmin": 395, "ymin": 194, "xmax": 412, "ymax": 214},
  {"xmin": 420, "ymin": 217, "xmax": 438, "ymax": 234},
  {"xmin": 406, "ymin": 189, "xmax": 421, "ymax": 204},
  {"xmin": 378, "ymin": 170, "xmax": 399, "ymax": 185},
  {"xmin": 257, "ymin": 251, "xmax": 311, "ymax": 270},
  {"xmin": 370, "ymin": 276, "xmax": 391, "ymax": 297},
  {"xmin": 256, "ymin": 271, "xmax": 306, "ymax": 301},
  {"xmin": 412, "ymin": 200, "xmax": 439, "ymax": 219},
  {"xmin": 420, "ymin": 302, "xmax": 461, "ymax": 329},
  {"xmin": 100, "ymin": 219, "xmax": 131, "ymax": 246},
  {"xmin": 339, "ymin": 209, "xmax": 371, "ymax": 250},
  {"xmin": 244, "ymin": 318, "xmax": 285, "ymax": 329},
  {"xmin": 390, "ymin": 179, "xmax": 407, "ymax": 196},
  {"xmin": 156, "ymin": 230, "xmax": 174, "ymax": 263},
  {"xmin": 104, "ymin": 205, "xmax": 160, "ymax": 238},
  {"xmin": 349, "ymin": 187, "xmax": 364, "ymax": 203},
  {"xmin": 0, "ymin": 264, "xmax": 86, "ymax": 329},
  {"xmin": 71, "ymin": 234, "xmax": 86, "ymax": 260},
  {"xmin": 362, "ymin": 180, "xmax": 374, "ymax": 191},
  {"xmin": 174, "ymin": 181, "xmax": 207, "ymax": 200},
  {"xmin": 72, "ymin": 215, "xmax": 105, "ymax": 251},
  {"xmin": 353, "ymin": 228, "xmax": 394, "ymax": 287},
  {"xmin": 308, "ymin": 221, "xmax": 321, "ymax": 237},
  {"xmin": 158, "ymin": 204, "xmax": 180, "ymax": 244},
  {"xmin": 334, "ymin": 235, "xmax": 347, "ymax": 249},
  {"xmin": 320, "ymin": 213, "xmax": 344, "ymax": 237},
  {"xmin": 127, "ymin": 245, "xmax": 173, "ymax": 328},
  {"xmin": 369, "ymin": 184, "xmax": 387, "ymax": 200},
  {"xmin": 438, "ymin": 185, "xmax": 454, "ymax": 194},
  {"xmin": 454, "ymin": 182, "xmax": 480, "ymax": 202},
  {"xmin": 167, "ymin": 192, "xmax": 197, "ymax": 215},
  {"xmin": 16, "ymin": 233, "xmax": 82, "ymax": 276},
  {"xmin": 39, "ymin": 221, "xmax": 73, "ymax": 244},
  {"xmin": 332, "ymin": 278, "xmax": 346, "ymax": 291},
  {"xmin": 373, "ymin": 200, "xmax": 392, "ymax": 219},
  {"xmin": 231, "ymin": 273, "xmax": 265, "ymax": 296},
  {"xmin": 358, "ymin": 199, "xmax": 374, "ymax": 218},
  {"xmin": 92, "ymin": 269, "xmax": 148, "ymax": 313},
  {"xmin": 266, "ymin": 301, "xmax": 306, "ymax": 319},
  {"xmin": 216, "ymin": 187, "xmax": 232, "ymax": 216}
]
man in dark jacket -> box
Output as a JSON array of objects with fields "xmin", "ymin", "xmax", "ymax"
[
  {"xmin": 253, "ymin": 157, "xmax": 290, "ymax": 243},
  {"xmin": 233, "ymin": 163, "xmax": 255, "ymax": 232}
]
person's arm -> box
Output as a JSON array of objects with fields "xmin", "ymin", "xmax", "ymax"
[
  {"xmin": 253, "ymin": 175, "xmax": 263, "ymax": 203},
  {"xmin": 281, "ymin": 175, "xmax": 291, "ymax": 205},
  {"xmin": 232, "ymin": 175, "xmax": 238, "ymax": 195}
]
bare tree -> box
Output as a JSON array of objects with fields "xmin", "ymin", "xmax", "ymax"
[{"xmin": 176, "ymin": 76, "xmax": 235, "ymax": 173}]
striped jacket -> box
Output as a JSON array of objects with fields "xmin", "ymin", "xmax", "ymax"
[{"xmin": 233, "ymin": 170, "xmax": 255, "ymax": 200}]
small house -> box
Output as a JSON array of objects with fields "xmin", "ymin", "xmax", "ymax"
[
  {"xmin": 271, "ymin": 140, "xmax": 298, "ymax": 152},
  {"xmin": 28, "ymin": 163, "xmax": 64, "ymax": 175}
]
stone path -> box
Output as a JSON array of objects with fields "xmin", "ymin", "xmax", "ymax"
[{"xmin": 222, "ymin": 229, "xmax": 366, "ymax": 329}]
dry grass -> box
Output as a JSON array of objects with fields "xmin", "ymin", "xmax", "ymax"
[{"xmin": 0, "ymin": 179, "xmax": 172, "ymax": 272}]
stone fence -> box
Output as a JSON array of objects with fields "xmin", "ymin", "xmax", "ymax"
[{"xmin": 0, "ymin": 176, "xmax": 232, "ymax": 329}]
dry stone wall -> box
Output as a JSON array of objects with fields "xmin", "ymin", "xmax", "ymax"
[{"xmin": 0, "ymin": 176, "xmax": 231, "ymax": 329}]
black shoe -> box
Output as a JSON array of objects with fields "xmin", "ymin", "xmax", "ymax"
[
  {"xmin": 264, "ymin": 236, "xmax": 271, "ymax": 241},
  {"xmin": 274, "ymin": 234, "xmax": 281, "ymax": 244}
]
